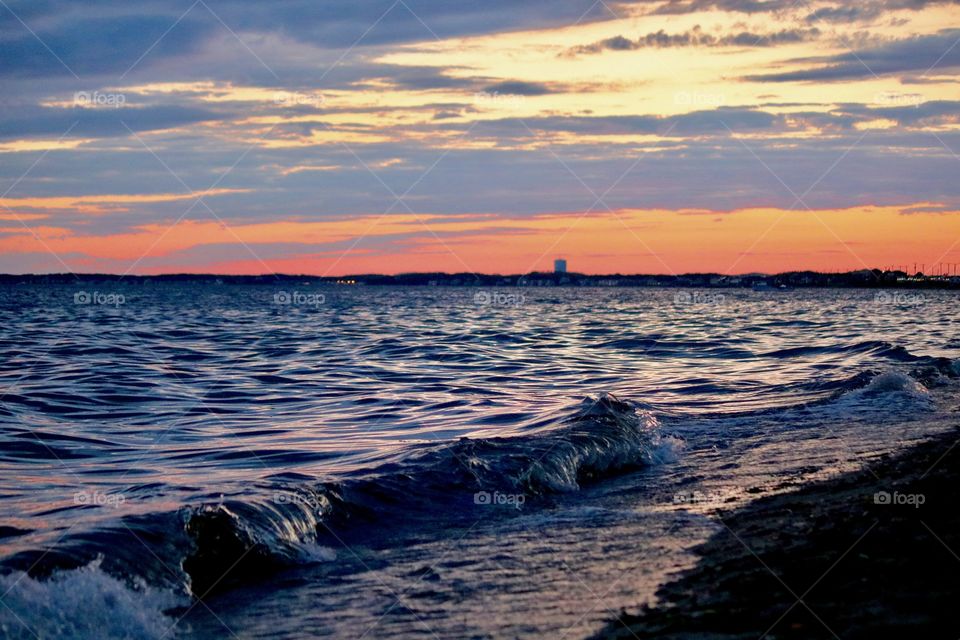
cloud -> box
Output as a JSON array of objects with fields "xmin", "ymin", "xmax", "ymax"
[
  {"xmin": 837, "ymin": 99, "xmax": 960, "ymax": 125},
  {"xmin": 804, "ymin": 5, "xmax": 886, "ymax": 23},
  {"xmin": 651, "ymin": 0, "xmax": 797, "ymax": 14},
  {"xmin": 898, "ymin": 203, "xmax": 953, "ymax": 214},
  {"xmin": 355, "ymin": 65, "xmax": 565, "ymax": 96},
  {"xmin": 745, "ymin": 28, "xmax": 960, "ymax": 81},
  {"xmin": 0, "ymin": 0, "xmax": 615, "ymax": 81},
  {"xmin": 1, "ymin": 0, "xmax": 952, "ymax": 85},
  {"xmin": 565, "ymin": 26, "xmax": 821, "ymax": 55},
  {"xmin": 480, "ymin": 81, "xmax": 555, "ymax": 96},
  {"xmin": 470, "ymin": 108, "xmax": 784, "ymax": 137},
  {"xmin": 0, "ymin": 105, "xmax": 229, "ymax": 139},
  {"xmin": 0, "ymin": 14, "xmax": 213, "ymax": 77},
  {"xmin": 652, "ymin": 0, "xmax": 960, "ymax": 16}
]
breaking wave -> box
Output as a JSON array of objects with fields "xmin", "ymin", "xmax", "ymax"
[
  {"xmin": 2, "ymin": 394, "xmax": 680, "ymax": 599},
  {"xmin": 0, "ymin": 560, "xmax": 182, "ymax": 640}
]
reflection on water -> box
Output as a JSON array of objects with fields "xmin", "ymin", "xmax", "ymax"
[{"xmin": 0, "ymin": 284, "xmax": 957, "ymax": 638}]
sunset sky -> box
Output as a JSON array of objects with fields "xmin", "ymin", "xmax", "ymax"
[{"xmin": 1, "ymin": 0, "xmax": 959, "ymax": 275}]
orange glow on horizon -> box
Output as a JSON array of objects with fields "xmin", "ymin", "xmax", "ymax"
[{"xmin": 3, "ymin": 205, "xmax": 958, "ymax": 276}]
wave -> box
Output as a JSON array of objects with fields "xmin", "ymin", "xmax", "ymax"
[
  {"xmin": 3, "ymin": 355, "xmax": 954, "ymax": 603},
  {"xmin": 760, "ymin": 339, "xmax": 923, "ymax": 362},
  {"xmin": 838, "ymin": 370, "xmax": 933, "ymax": 408},
  {"xmin": 184, "ymin": 394, "xmax": 681, "ymax": 595},
  {"xmin": 0, "ymin": 559, "xmax": 182, "ymax": 640},
  {"xmin": 2, "ymin": 394, "xmax": 681, "ymax": 599},
  {"xmin": 782, "ymin": 360, "xmax": 956, "ymax": 422},
  {"xmin": 812, "ymin": 348, "xmax": 959, "ymax": 398}
]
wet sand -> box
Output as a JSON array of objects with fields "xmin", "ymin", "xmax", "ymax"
[{"xmin": 593, "ymin": 426, "xmax": 960, "ymax": 639}]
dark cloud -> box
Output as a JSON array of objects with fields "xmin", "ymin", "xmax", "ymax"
[
  {"xmin": 368, "ymin": 65, "xmax": 479, "ymax": 91},
  {"xmin": 466, "ymin": 108, "xmax": 783, "ymax": 138},
  {"xmin": 4, "ymin": 122, "xmax": 960, "ymax": 231},
  {"xmin": 354, "ymin": 65, "xmax": 562, "ymax": 96},
  {"xmin": 0, "ymin": 0, "xmax": 954, "ymax": 84},
  {"xmin": 566, "ymin": 26, "xmax": 821, "ymax": 55},
  {"xmin": 804, "ymin": 6, "xmax": 886, "ymax": 23},
  {"xmin": 653, "ymin": 0, "xmax": 959, "ymax": 16},
  {"xmin": 899, "ymin": 203, "xmax": 952, "ymax": 213},
  {"xmin": 480, "ymin": 81, "xmax": 555, "ymax": 96},
  {"xmin": 0, "ymin": 0, "xmax": 613, "ymax": 80},
  {"xmin": 652, "ymin": 0, "xmax": 808, "ymax": 15},
  {"xmin": 438, "ymin": 101, "xmax": 960, "ymax": 142},
  {"xmin": 745, "ymin": 29, "xmax": 960, "ymax": 81},
  {"xmin": 837, "ymin": 99, "xmax": 960, "ymax": 125},
  {"xmin": 0, "ymin": 105, "xmax": 227, "ymax": 139},
  {"xmin": 0, "ymin": 14, "xmax": 213, "ymax": 77}
]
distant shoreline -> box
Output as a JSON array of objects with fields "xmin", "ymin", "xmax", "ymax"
[{"xmin": 2, "ymin": 270, "xmax": 959, "ymax": 289}]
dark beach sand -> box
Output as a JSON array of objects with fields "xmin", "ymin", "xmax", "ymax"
[{"xmin": 593, "ymin": 426, "xmax": 960, "ymax": 639}]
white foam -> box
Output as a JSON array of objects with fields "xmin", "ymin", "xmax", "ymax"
[
  {"xmin": 0, "ymin": 560, "xmax": 183, "ymax": 640},
  {"xmin": 834, "ymin": 370, "xmax": 934, "ymax": 416},
  {"xmin": 860, "ymin": 370, "xmax": 929, "ymax": 398},
  {"xmin": 298, "ymin": 543, "xmax": 337, "ymax": 563}
]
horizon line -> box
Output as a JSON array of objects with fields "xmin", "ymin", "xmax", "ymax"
[{"xmin": 0, "ymin": 268, "xmax": 939, "ymax": 279}]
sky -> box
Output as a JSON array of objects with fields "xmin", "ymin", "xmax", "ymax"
[{"xmin": 1, "ymin": 0, "xmax": 959, "ymax": 275}]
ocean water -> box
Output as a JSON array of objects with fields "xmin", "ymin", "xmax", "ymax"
[{"xmin": 0, "ymin": 284, "xmax": 958, "ymax": 639}]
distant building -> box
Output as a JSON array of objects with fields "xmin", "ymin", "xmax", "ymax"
[{"xmin": 554, "ymin": 259, "xmax": 567, "ymax": 274}]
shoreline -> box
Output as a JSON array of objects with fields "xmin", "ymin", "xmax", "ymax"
[
  {"xmin": 592, "ymin": 426, "xmax": 960, "ymax": 639},
  {"xmin": 2, "ymin": 270, "xmax": 959, "ymax": 290}
]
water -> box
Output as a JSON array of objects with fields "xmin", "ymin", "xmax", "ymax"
[{"xmin": 1, "ymin": 284, "xmax": 958, "ymax": 639}]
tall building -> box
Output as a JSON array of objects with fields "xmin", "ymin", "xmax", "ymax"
[{"xmin": 554, "ymin": 258, "xmax": 567, "ymax": 274}]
